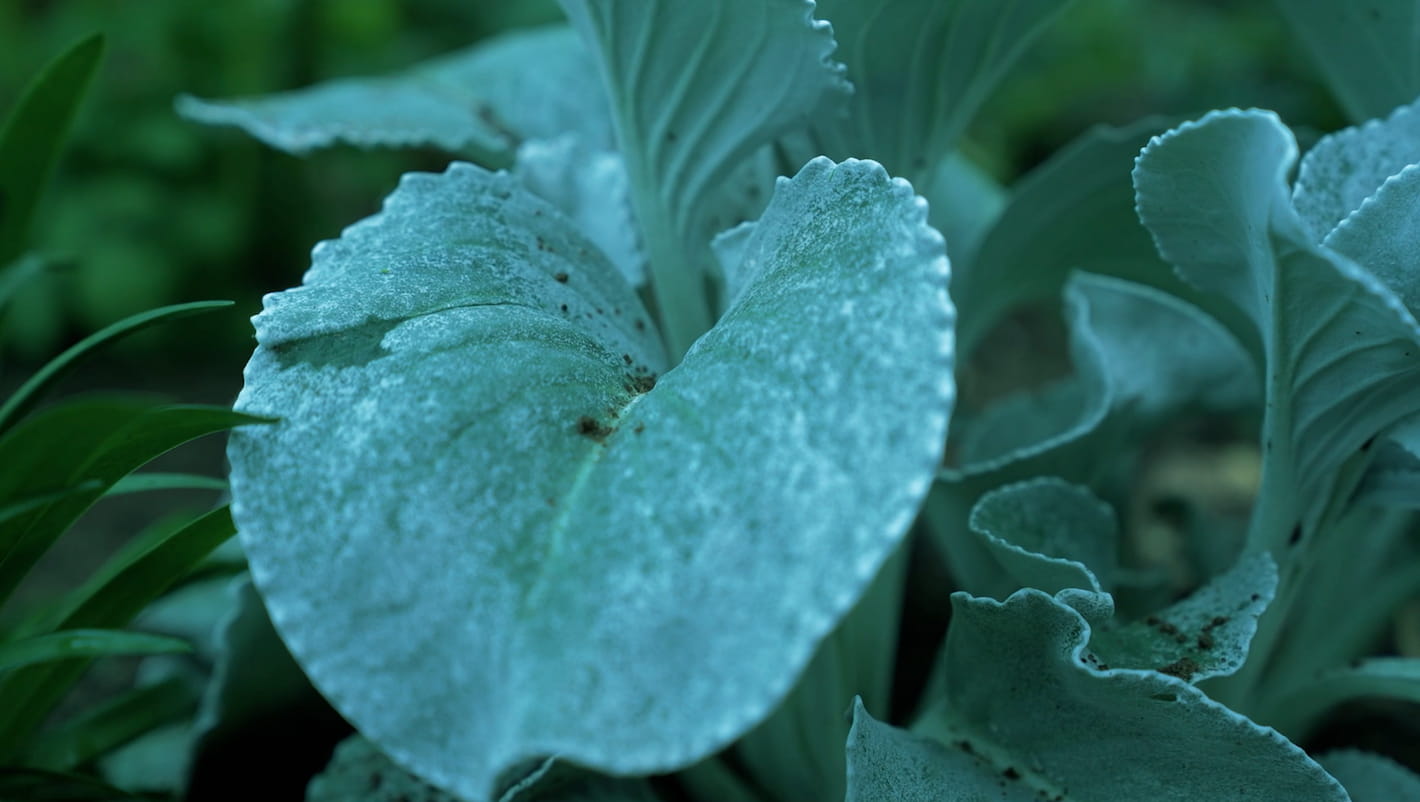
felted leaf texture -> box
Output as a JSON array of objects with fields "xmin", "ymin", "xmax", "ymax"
[
  {"xmin": 855, "ymin": 590, "xmax": 1347, "ymax": 801},
  {"xmin": 178, "ymin": 25, "xmax": 612, "ymax": 158},
  {"xmin": 1133, "ymin": 108, "xmax": 1420, "ymax": 551},
  {"xmin": 228, "ymin": 157, "xmax": 953, "ymax": 800}
]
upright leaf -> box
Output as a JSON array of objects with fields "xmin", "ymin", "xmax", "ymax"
[
  {"xmin": 1133, "ymin": 109, "xmax": 1420, "ymax": 552},
  {"xmin": 178, "ymin": 25, "xmax": 612, "ymax": 159},
  {"xmin": 808, "ymin": 0, "xmax": 1072, "ymax": 181},
  {"xmin": 0, "ymin": 34, "xmax": 104, "ymax": 266},
  {"xmin": 952, "ymin": 118, "xmax": 1188, "ymax": 355},
  {"xmin": 1272, "ymin": 0, "xmax": 1420, "ymax": 123},
  {"xmin": 228, "ymin": 157, "xmax": 952, "ymax": 800},
  {"xmin": 557, "ymin": 0, "xmax": 850, "ymax": 356}
]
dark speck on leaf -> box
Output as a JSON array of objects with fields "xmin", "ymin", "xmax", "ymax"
[
  {"xmin": 622, "ymin": 353, "xmax": 633, "ymax": 365},
  {"xmin": 1197, "ymin": 632, "xmax": 1215, "ymax": 650},
  {"xmin": 560, "ymin": 303, "xmax": 569, "ymax": 313},
  {"xmin": 631, "ymin": 373, "xmax": 657, "ymax": 394},
  {"xmin": 1207, "ymin": 616, "xmax": 1228, "ymax": 629},
  {"xmin": 634, "ymin": 319, "xmax": 646, "ymax": 332},
  {"xmin": 1250, "ymin": 593, "xmax": 1260, "ymax": 602},
  {"xmin": 576, "ymin": 415, "xmax": 613, "ymax": 442},
  {"xmin": 1361, "ymin": 435, "xmax": 1376, "ymax": 451},
  {"xmin": 554, "ymin": 271, "xmax": 569, "ymax": 283},
  {"xmin": 1157, "ymin": 657, "xmax": 1201, "ymax": 681},
  {"xmin": 1003, "ymin": 767, "xmax": 1021, "ymax": 781},
  {"xmin": 1288, "ymin": 524, "xmax": 1302, "ymax": 545},
  {"xmin": 634, "ymin": 422, "xmax": 645, "ymax": 434},
  {"xmin": 666, "ymin": 130, "xmax": 678, "ymax": 142}
]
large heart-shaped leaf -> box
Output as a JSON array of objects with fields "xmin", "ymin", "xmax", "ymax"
[
  {"xmin": 557, "ymin": 0, "xmax": 850, "ymax": 355},
  {"xmin": 228, "ymin": 157, "xmax": 953, "ymax": 800},
  {"xmin": 178, "ymin": 24, "xmax": 612, "ymax": 159}
]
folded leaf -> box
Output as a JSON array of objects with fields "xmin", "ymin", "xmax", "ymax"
[
  {"xmin": 1133, "ymin": 109, "xmax": 1420, "ymax": 552},
  {"xmin": 1271, "ymin": 0, "xmax": 1420, "ymax": 123},
  {"xmin": 1324, "ymin": 163, "xmax": 1420, "ymax": 320},
  {"xmin": 807, "ymin": 0, "xmax": 1071, "ymax": 181},
  {"xmin": 1267, "ymin": 657, "xmax": 1420, "ymax": 735},
  {"xmin": 558, "ymin": 0, "xmax": 850, "ymax": 356},
  {"xmin": 905, "ymin": 590, "xmax": 1346, "ymax": 801},
  {"xmin": 845, "ymin": 699, "xmax": 1038, "ymax": 802},
  {"xmin": 1318, "ymin": 750, "xmax": 1420, "ymax": 802},
  {"xmin": 1293, "ymin": 95, "xmax": 1420, "ymax": 243},
  {"xmin": 229, "ymin": 157, "xmax": 952, "ymax": 800},
  {"xmin": 178, "ymin": 24, "xmax": 612, "ymax": 158},
  {"xmin": 968, "ymin": 477, "xmax": 1118, "ymax": 597},
  {"xmin": 1090, "ymin": 552, "xmax": 1276, "ymax": 684},
  {"xmin": 930, "ymin": 273, "xmax": 1254, "ymax": 595}
]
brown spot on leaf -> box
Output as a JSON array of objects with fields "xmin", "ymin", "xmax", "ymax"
[
  {"xmin": 1157, "ymin": 657, "xmax": 1201, "ymax": 681},
  {"xmin": 576, "ymin": 415, "xmax": 613, "ymax": 442},
  {"xmin": 553, "ymin": 271, "xmax": 569, "ymax": 282}
]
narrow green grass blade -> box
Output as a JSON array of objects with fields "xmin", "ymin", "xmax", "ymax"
[
  {"xmin": 0, "ymin": 300, "xmax": 234, "ymax": 436},
  {"xmin": 0, "ymin": 399, "xmax": 263, "ymax": 609},
  {"xmin": 21, "ymin": 676, "xmax": 200, "ymax": 771},
  {"xmin": 0, "ymin": 506, "xmax": 235, "ymax": 757},
  {"xmin": 107, "ymin": 473, "xmax": 227, "ymax": 496},
  {"xmin": 0, "ymin": 629, "xmax": 190, "ymax": 674},
  {"xmin": 0, "ymin": 34, "xmax": 104, "ymax": 266},
  {"xmin": 0, "ymin": 483, "xmax": 99, "ymax": 526},
  {"xmin": 0, "ymin": 766, "xmax": 164, "ymax": 801}
]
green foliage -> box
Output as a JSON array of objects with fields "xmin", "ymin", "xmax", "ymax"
[
  {"xmin": 0, "ymin": 37, "xmax": 258, "ymax": 800},
  {"xmin": 164, "ymin": 1, "xmax": 1420, "ymax": 800}
]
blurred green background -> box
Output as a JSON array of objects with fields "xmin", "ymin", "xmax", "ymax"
[{"xmin": 0, "ymin": 0, "xmax": 1344, "ymax": 397}]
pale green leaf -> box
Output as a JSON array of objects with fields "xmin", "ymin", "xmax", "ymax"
[
  {"xmin": 1133, "ymin": 109, "xmax": 1420, "ymax": 551},
  {"xmin": 178, "ymin": 24, "xmax": 612, "ymax": 158},
  {"xmin": 557, "ymin": 0, "xmax": 850, "ymax": 356},
  {"xmin": 1272, "ymin": 0, "xmax": 1420, "ymax": 123},
  {"xmin": 907, "ymin": 590, "xmax": 1346, "ymax": 801},
  {"xmin": 514, "ymin": 134, "xmax": 643, "ymax": 286},
  {"xmin": 1324, "ymin": 163, "xmax": 1420, "ymax": 320},
  {"xmin": 953, "ymin": 117, "xmax": 1185, "ymax": 355},
  {"xmin": 1268, "ymin": 657, "xmax": 1420, "ymax": 734},
  {"xmin": 1089, "ymin": 552, "xmax": 1276, "ymax": 684},
  {"xmin": 931, "ymin": 273, "xmax": 1254, "ymax": 596},
  {"xmin": 968, "ymin": 477, "xmax": 1118, "ymax": 597},
  {"xmin": 1293, "ymin": 95, "xmax": 1420, "ymax": 242},
  {"xmin": 844, "ymin": 699, "xmax": 1038, "ymax": 802},
  {"xmin": 808, "ymin": 0, "xmax": 1072, "ymax": 180},
  {"xmin": 919, "ymin": 150, "xmax": 1005, "ymax": 268},
  {"xmin": 1318, "ymin": 750, "xmax": 1420, "ymax": 802},
  {"xmin": 229, "ymin": 158, "xmax": 953, "ymax": 800}
]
